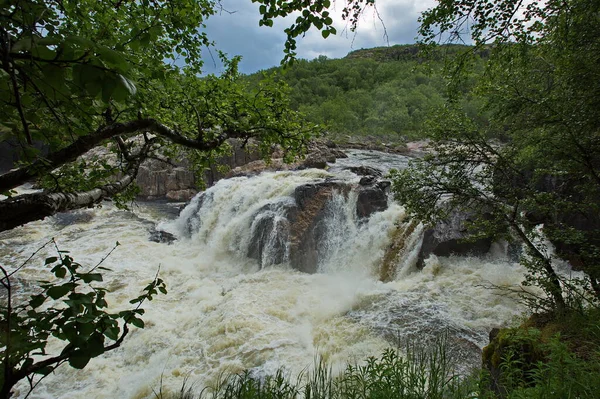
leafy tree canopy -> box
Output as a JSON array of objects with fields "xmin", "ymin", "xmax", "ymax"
[
  {"xmin": 393, "ymin": 0, "xmax": 600, "ymax": 311},
  {"xmin": 244, "ymin": 44, "xmax": 488, "ymax": 140},
  {"xmin": 0, "ymin": 0, "xmax": 371, "ymax": 231}
]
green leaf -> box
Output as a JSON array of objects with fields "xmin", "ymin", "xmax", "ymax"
[
  {"xmin": 37, "ymin": 37, "xmax": 61, "ymax": 46},
  {"xmin": 68, "ymin": 353, "xmax": 91, "ymax": 369},
  {"xmin": 53, "ymin": 266, "xmax": 67, "ymax": 279},
  {"xmin": 81, "ymin": 273, "xmax": 103, "ymax": 283},
  {"xmin": 112, "ymin": 74, "xmax": 137, "ymax": 102},
  {"xmin": 101, "ymin": 77, "xmax": 117, "ymax": 103},
  {"xmin": 29, "ymin": 294, "xmax": 46, "ymax": 308},
  {"xmin": 11, "ymin": 38, "xmax": 32, "ymax": 52},
  {"xmin": 65, "ymin": 35, "xmax": 95, "ymax": 49},
  {"xmin": 130, "ymin": 317, "xmax": 145, "ymax": 329},
  {"xmin": 87, "ymin": 333, "xmax": 106, "ymax": 357},
  {"xmin": 104, "ymin": 326, "xmax": 120, "ymax": 341},
  {"xmin": 322, "ymin": 30, "xmax": 330, "ymax": 39},
  {"xmin": 97, "ymin": 46, "xmax": 129, "ymax": 71},
  {"xmin": 47, "ymin": 283, "xmax": 73, "ymax": 300},
  {"xmin": 31, "ymin": 44, "xmax": 56, "ymax": 59},
  {"xmin": 45, "ymin": 256, "xmax": 58, "ymax": 265},
  {"xmin": 129, "ymin": 296, "xmax": 143, "ymax": 305}
]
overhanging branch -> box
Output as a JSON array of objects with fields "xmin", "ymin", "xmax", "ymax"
[
  {"xmin": 0, "ymin": 138, "xmax": 157, "ymax": 232},
  {"xmin": 0, "ymin": 118, "xmax": 247, "ymax": 193}
]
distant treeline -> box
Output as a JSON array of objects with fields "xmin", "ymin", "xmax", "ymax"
[{"xmin": 244, "ymin": 44, "xmax": 488, "ymax": 141}]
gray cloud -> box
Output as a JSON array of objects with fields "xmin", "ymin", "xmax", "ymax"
[{"xmin": 201, "ymin": 0, "xmax": 434, "ymax": 75}]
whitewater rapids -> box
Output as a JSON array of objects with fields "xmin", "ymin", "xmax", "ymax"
[{"xmin": 0, "ymin": 150, "xmax": 530, "ymax": 398}]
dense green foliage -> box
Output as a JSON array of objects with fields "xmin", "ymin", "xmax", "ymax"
[
  {"xmin": 0, "ymin": 0, "xmax": 374, "ymax": 229},
  {"xmin": 244, "ymin": 45, "xmax": 487, "ymax": 140},
  {"xmin": 392, "ymin": 0, "xmax": 600, "ymax": 311}
]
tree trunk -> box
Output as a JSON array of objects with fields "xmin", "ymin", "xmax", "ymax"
[{"xmin": 0, "ymin": 174, "xmax": 134, "ymax": 232}]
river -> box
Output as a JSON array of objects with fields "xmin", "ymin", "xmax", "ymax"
[{"xmin": 0, "ymin": 150, "xmax": 529, "ymax": 398}]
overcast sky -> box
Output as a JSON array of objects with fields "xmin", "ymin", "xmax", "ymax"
[{"xmin": 200, "ymin": 0, "xmax": 436, "ymax": 75}]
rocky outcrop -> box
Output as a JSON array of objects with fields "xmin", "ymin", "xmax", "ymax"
[
  {"xmin": 243, "ymin": 177, "xmax": 391, "ymax": 273},
  {"xmin": 227, "ymin": 140, "xmax": 348, "ymax": 178},
  {"xmin": 136, "ymin": 139, "xmax": 264, "ymax": 201},
  {"xmin": 203, "ymin": 139, "xmax": 262, "ymax": 186},
  {"xmin": 417, "ymin": 207, "xmax": 493, "ymax": 269},
  {"xmin": 298, "ymin": 140, "xmax": 347, "ymax": 169},
  {"xmin": 356, "ymin": 181, "xmax": 390, "ymax": 219},
  {"xmin": 149, "ymin": 228, "xmax": 177, "ymax": 244},
  {"xmin": 289, "ymin": 182, "xmax": 350, "ymax": 273},
  {"xmin": 136, "ymin": 158, "xmax": 197, "ymax": 200},
  {"xmin": 227, "ymin": 159, "xmax": 293, "ymax": 179}
]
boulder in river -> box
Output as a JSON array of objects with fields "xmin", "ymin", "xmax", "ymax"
[
  {"xmin": 149, "ymin": 228, "xmax": 177, "ymax": 244},
  {"xmin": 356, "ymin": 184, "xmax": 389, "ymax": 219},
  {"xmin": 417, "ymin": 207, "xmax": 493, "ymax": 268}
]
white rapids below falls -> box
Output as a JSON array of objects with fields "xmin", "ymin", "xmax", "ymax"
[{"xmin": 0, "ymin": 150, "xmax": 532, "ymax": 398}]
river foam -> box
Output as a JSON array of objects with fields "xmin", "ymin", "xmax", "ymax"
[{"xmin": 0, "ymin": 151, "xmax": 530, "ymax": 398}]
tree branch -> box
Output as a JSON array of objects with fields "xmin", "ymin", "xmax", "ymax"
[{"xmin": 0, "ymin": 118, "xmax": 248, "ymax": 192}]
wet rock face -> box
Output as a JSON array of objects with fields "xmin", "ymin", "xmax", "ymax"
[
  {"xmin": 356, "ymin": 185, "xmax": 388, "ymax": 219},
  {"xmin": 149, "ymin": 228, "xmax": 177, "ymax": 244},
  {"xmin": 244, "ymin": 181, "xmax": 354, "ymax": 273},
  {"xmin": 244, "ymin": 178, "xmax": 392, "ymax": 273},
  {"xmin": 247, "ymin": 202, "xmax": 297, "ymax": 267},
  {"xmin": 289, "ymin": 182, "xmax": 349, "ymax": 273},
  {"xmin": 417, "ymin": 208, "xmax": 493, "ymax": 268},
  {"xmin": 136, "ymin": 158, "xmax": 197, "ymax": 201}
]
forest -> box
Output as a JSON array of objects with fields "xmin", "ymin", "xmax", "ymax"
[{"xmin": 245, "ymin": 44, "xmax": 487, "ymax": 141}]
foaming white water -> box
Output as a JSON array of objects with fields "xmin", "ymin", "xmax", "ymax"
[{"xmin": 0, "ymin": 152, "xmax": 531, "ymax": 398}]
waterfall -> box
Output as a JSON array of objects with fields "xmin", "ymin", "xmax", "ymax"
[
  {"xmin": 0, "ymin": 150, "xmax": 532, "ymax": 399},
  {"xmin": 171, "ymin": 166, "xmax": 417, "ymax": 279}
]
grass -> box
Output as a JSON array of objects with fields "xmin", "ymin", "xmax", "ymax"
[
  {"xmin": 154, "ymin": 308, "xmax": 600, "ymax": 399},
  {"xmin": 154, "ymin": 335, "xmax": 478, "ymax": 399}
]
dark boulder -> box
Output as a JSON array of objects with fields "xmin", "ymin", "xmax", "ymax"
[
  {"xmin": 293, "ymin": 181, "xmax": 343, "ymax": 209},
  {"xmin": 301, "ymin": 153, "xmax": 329, "ymax": 169},
  {"xmin": 356, "ymin": 179, "xmax": 390, "ymax": 219},
  {"xmin": 417, "ymin": 207, "xmax": 493, "ymax": 268},
  {"xmin": 149, "ymin": 228, "xmax": 177, "ymax": 244},
  {"xmin": 330, "ymin": 148, "xmax": 348, "ymax": 159},
  {"xmin": 376, "ymin": 180, "xmax": 391, "ymax": 190},
  {"xmin": 359, "ymin": 176, "xmax": 377, "ymax": 186},
  {"xmin": 356, "ymin": 186, "xmax": 388, "ymax": 219}
]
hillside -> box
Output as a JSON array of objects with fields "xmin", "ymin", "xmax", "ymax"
[{"xmin": 245, "ymin": 44, "xmax": 487, "ymax": 142}]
